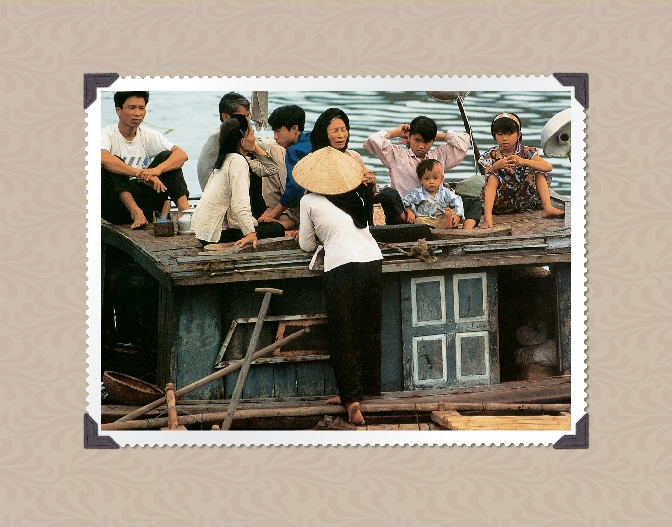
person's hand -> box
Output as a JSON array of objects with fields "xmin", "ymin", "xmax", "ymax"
[
  {"xmin": 234, "ymin": 232, "xmax": 258, "ymax": 249},
  {"xmin": 362, "ymin": 168, "xmax": 376, "ymax": 186},
  {"xmin": 492, "ymin": 156, "xmax": 515, "ymax": 175},
  {"xmin": 142, "ymin": 176, "xmax": 167, "ymax": 193},
  {"xmin": 510, "ymin": 154, "xmax": 526, "ymax": 168},
  {"xmin": 405, "ymin": 209, "xmax": 415, "ymax": 224},
  {"xmin": 138, "ymin": 167, "xmax": 163, "ymax": 179},
  {"xmin": 397, "ymin": 123, "xmax": 410, "ymax": 137},
  {"xmin": 253, "ymin": 142, "xmax": 267, "ymax": 156},
  {"xmin": 257, "ymin": 211, "xmax": 276, "ymax": 223},
  {"xmin": 290, "ymin": 230, "xmax": 300, "ymax": 242}
]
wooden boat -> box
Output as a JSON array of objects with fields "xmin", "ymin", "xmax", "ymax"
[{"xmin": 100, "ymin": 194, "xmax": 571, "ymax": 430}]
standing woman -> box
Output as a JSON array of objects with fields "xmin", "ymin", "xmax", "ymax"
[
  {"xmin": 293, "ymin": 134, "xmax": 383, "ymax": 427},
  {"xmin": 191, "ymin": 115, "xmax": 285, "ymax": 248}
]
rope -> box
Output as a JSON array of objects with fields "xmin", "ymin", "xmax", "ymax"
[{"xmin": 379, "ymin": 238, "xmax": 438, "ymax": 263}]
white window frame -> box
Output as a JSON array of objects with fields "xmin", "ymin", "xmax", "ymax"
[
  {"xmin": 411, "ymin": 276, "xmax": 446, "ymax": 327},
  {"xmin": 412, "ymin": 334, "xmax": 448, "ymax": 386},
  {"xmin": 453, "ymin": 272, "xmax": 487, "ymax": 322},
  {"xmin": 455, "ymin": 331, "xmax": 490, "ymax": 381}
]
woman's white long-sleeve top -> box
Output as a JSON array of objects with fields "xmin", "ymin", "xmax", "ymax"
[
  {"xmin": 299, "ymin": 193, "xmax": 382, "ymax": 272},
  {"xmin": 191, "ymin": 153, "xmax": 256, "ymax": 242}
]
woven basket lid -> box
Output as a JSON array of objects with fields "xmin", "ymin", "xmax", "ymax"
[{"xmin": 293, "ymin": 147, "xmax": 363, "ymax": 195}]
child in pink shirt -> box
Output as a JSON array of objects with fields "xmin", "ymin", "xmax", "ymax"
[{"xmin": 364, "ymin": 115, "xmax": 470, "ymax": 224}]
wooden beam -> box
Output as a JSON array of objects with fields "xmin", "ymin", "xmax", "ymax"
[{"xmin": 431, "ymin": 412, "xmax": 571, "ymax": 430}]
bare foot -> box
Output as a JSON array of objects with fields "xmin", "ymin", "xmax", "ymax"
[
  {"xmin": 346, "ymin": 402, "xmax": 365, "ymax": 426},
  {"xmin": 325, "ymin": 396, "xmax": 341, "ymax": 405},
  {"xmin": 542, "ymin": 206, "xmax": 565, "ymax": 219},
  {"xmin": 481, "ymin": 217, "xmax": 494, "ymax": 229},
  {"xmin": 130, "ymin": 211, "xmax": 148, "ymax": 229},
  {"xmin": 463, "ymin": 219, "xmax": 477, "ymax": 230}
]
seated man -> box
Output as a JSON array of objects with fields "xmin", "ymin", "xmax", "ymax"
[
  {"xmin": 197, "ymin": 92, "xmax": 253, "ymax": 191},
  {"xmin": 101, "ymin": 91, "xmax": 190, "ymax": 229},
  {"xmin": 257, "ymin": 105, "xmax": 311, "ymax": 230}
]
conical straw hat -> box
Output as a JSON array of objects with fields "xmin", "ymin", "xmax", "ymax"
[{"xmin": 293, "ymin": 147, "xmax": 363, "ymax": 195}]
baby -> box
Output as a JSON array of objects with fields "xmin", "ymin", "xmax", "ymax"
[{"xmin": 401, "ymin": 159, "xmax": 464, "ymax": 229}]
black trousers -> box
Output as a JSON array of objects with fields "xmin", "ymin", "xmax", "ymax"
[
  {"xmin": 324, "ymin": 259, "xmax": 383, "ymax": 404},
  {"xmin": 374, "ymin": 186, "xmax": 406, "ymax": 225},
  {"xmin": 461, "ymin": 196, "xmax": 483, "ymax": 225},
  {"xmin": 101, "ymin": 151, "xmax": 190, "ymax": 225}
]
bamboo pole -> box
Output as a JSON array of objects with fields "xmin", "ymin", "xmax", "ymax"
[
  {"xmin": 115, "ymin": 327, "xmax": 311, "ymax": 423},
  {"xmin": 165, "ymin": 383, "xmax": 177, "ymax": 430}
]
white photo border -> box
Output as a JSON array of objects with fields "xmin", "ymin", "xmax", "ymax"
[{"xmin": 86, "ymin": 76, "xmax": 586, "ymax": 446}]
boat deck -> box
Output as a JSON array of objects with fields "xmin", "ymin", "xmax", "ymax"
[
  {"xmin": 102, "ymin": 197, "xmax": 570, "ymax": 289},
  {"xmin": 101, "ymin": 376, "xmax": 571, "ymax": 430}
]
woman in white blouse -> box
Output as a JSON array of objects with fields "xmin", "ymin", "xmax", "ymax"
[
  {"xmin": 191, "ymin": 115, "xmax": 285, "ymax": 248},
  {"xmin": 294, "ymin": 108, "xmax": 383, "ymax": 427}
]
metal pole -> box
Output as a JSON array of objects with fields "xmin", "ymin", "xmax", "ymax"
[{"xmin": 455, "ymin": 95, "xmax": 484, "ymax": 175}]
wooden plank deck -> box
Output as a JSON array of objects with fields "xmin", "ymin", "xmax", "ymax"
[{"xmin": 101, "ymin": 200, "xmax": 569, "ymax": 289}]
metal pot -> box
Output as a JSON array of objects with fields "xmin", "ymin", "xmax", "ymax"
[{"xmin": 177, "ymin": 209, "xmax": 194, "ymax": 234}]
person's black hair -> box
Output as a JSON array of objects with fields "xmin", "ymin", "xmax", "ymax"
[
  {"xmin": 409, "ymin": 116, "xmax": 437, "ymax": 143},
  {"xmin": 218, "ymin": 92, "xmax": 250, "ymax": 122},
  {"xmin": 416, "ymin": 158, "xmax": 443, "ymax": 179},
  {"xmin": 490, "ymin": 112, "xmax": 522, "ymax": 138},
  {"xmin": 214, "ymin": 115, "xmax": 249, "ymax": 170},
  {"xmin": 310, "ymin": 108, "xmax": 350, "ymax": 152},
  {"xmin": 114, "ymin": 91, "xmax": 149, "ymax": 108},
  {"xmin": 268, "ymin": 105, "xmax": 305, "ymax": 133}
]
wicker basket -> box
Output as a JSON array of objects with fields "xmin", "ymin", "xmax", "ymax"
[{"xmin": 103, "ymin": 371, "xmax": 164, "ymax": 406}]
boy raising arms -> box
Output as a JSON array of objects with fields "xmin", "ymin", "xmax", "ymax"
[{"xmin": 363, "ymin": 116, "xmax": 470, "ymax": 224}]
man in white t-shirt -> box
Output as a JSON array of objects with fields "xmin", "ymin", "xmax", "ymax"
[{"xmin": 101, "ymin": 91, "xmax": 190, "ymax": 229}]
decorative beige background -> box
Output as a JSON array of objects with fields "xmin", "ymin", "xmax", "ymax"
[{"xmin": 1, "ymin": 0, "xmax": 669, "ymax": 524}]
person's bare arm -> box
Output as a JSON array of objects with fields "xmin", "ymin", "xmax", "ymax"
[
  {"xmin": 101, "ymin": 149, "xmax": 141, "ymax": 177},
  {"xmin": 137, "ymin": 145, "xmax": 188, "ymax": 179},
  {"xmin": 258, "ymin": 203, "xmax": 286, "ymax": 223},
  {"xmin": 515, "ymin": 153, "xmax": 553, "ymax": 173},
  {"xmin": 388, "ymin": 124, "xmax": 410, "ymax": 139},
  {"xmin": 247, "ymin": 143, "xmax": 280, "ymax": 178}
]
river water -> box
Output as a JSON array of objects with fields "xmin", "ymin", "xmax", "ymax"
[{"xmin": 101, "ymin": 90, "xmax": 572, "ymax": 198}]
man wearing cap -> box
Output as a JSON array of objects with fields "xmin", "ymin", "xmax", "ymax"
[{"xmin": 101, "ymin": 91, "xmax": 190, "ymax": 230}]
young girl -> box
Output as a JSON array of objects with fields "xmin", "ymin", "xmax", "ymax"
[{"xmin": 480, "ymin": 112, "xmax": 564, "ymax": 228}]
